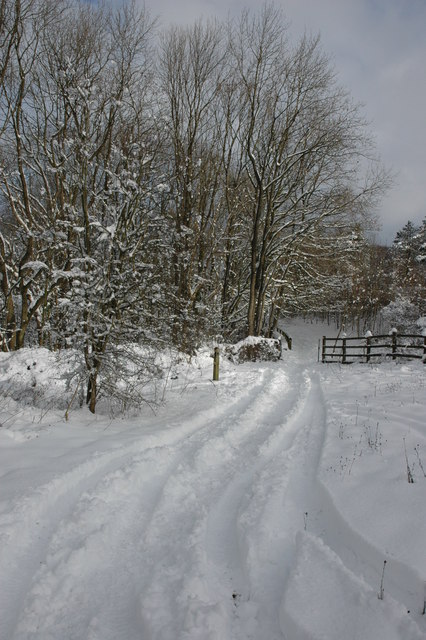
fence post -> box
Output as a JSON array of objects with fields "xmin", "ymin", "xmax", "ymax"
[
  {"xmin": 365, "ymin": 330, "xmax": 372, "ymax": 363},
  {"xmin": 366, "ymin": 336, "xmax": 371, "ymax": 363},
  {"xmin": 213, "ymin": 347, "xmax": 220, "ymax": 381},
  {"xmin": 391, "ymin": 328, "xmax": 398, "ymax": 360},
  {"xmin": 342, "ymin": 337, "xmax": 347, "ymax": 364},
  {"xmin": 322, "ymin": 336, "xmax": 326, "ymax": 363},
  {"xmin": 278, "ymin": 328, "xmax": 292, "ymax": 351}
]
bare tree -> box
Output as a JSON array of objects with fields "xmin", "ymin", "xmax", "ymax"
[
  {"xmin": 159, "ymin": 19, "xmax": 228, "ymax": 350},
  {"xmin": 0, "ymin": 0, "xmax": 20, "ymax": 101},
  {"xmin": 223, "ymin": 5, "xmax": 389, "ymax": 336},
  {"xmin": 0, "ymin": 0, "xmax": 164, "ymax": 411},
  {"xmin": 0, "ymin": 0, "xmax": 65, "ymax": 349}
]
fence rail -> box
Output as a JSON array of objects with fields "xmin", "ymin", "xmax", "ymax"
[{"xmin": 320, "ymin": 332, "xmax": 426, "ymax": 364}]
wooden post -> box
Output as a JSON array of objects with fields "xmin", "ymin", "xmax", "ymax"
[
  {"xmin": 391, "ymin": 329, "xmax": 398, "ymax": 360},
  {"xmin": 322, "ymin": 336, "xmax": 326, "ymax": 363},
  {"xmin": 213, "ymin": 347, "xmax": 219, "ymax": 381},
  {"xmin": 342, "ymin": 337, "xmax": 347, "ymax": 364},
  {"xmin": 366, "ymin": 336, "xmax": 371, "ymax": 363},
  {"xmin": 278, "ymin": 329, "xmax": 292, "ymax": 351},
  {"xmin": 423, "ymin": 336, "xmax": 426, "ymax": 363}
]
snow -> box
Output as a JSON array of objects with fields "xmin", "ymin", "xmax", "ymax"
[{"xmin": 0, "ymin": 319, "xmax": 425, "ymax": 640}]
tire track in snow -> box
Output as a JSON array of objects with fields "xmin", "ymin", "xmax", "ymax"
[
  {"xmin": 0, "ymin": 443, "xmax": 173, "ymax": 640},
  {"xmin": 311, "ymin": 481, "xmax": 426, "ymax": 618},
  {"xmin": 198, "ymin": 371, "xmax": 328, "ymax": 640},
  {"xmin": 0, "ymin": 366, "xmax": 282, "ymax": 640},
  {"xmin": 136, "ymin": 366, "xmax": 314, "ymax": 640},
  {"xmin": 10, "ymin": 447, "xmax": 181, "ymax": 640},
  {"xmin": 276, "ymin": 372, "xmax": 426, "ymax": 639}
]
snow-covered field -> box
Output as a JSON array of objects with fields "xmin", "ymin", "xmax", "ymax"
[{"xmin": 0, "ymin": 319, "xmax": 425, "ymax": 640}]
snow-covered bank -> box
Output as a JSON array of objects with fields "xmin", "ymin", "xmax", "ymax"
[{"xmin": 0, "ymin": 320, "xmax": 425, "ymax": 639}]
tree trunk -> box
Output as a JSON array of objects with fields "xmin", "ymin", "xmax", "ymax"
[
  {"xmin": 86, "ymin": 372, "xmax": 98, "ymax": 414},
  {"xmin": 3, "ymin": 295, "xmax": 17, "ymax": 351},
  {"xmin": 247, "ymin": 213, "xmax": 260, "ymax": 336}
]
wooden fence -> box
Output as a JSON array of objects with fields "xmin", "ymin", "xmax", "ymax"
[{"xmin": 320, "ymin": 332, "xmax": 426, "ymax": 364}]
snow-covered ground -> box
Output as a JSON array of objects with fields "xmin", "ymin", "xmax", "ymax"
[{"xmin": 0, "ymin": 319, "xmax": 425, "ymax": 640}]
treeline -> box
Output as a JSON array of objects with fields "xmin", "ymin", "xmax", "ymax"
[
  {"xmin": 0, "ymin": 0, "xmax": 389, "ymax": 410},
  {"xmin": 318, "ymin": 219, "xmax": 426, "ymax": 335}
]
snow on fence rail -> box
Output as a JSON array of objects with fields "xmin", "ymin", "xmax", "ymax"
[{"xmin": 320, "ymin": 331, "xmax": 426, "ymax": 364}]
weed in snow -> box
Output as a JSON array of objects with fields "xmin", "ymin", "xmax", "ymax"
[
  {"xmin": 303, "ymin": 512, "xmax": 309, "ymax": 531},
  {"xmin": 363, "ymin": 421, "xmax": 384, "ymax": 453},
  {"xmin": 378, "ymin": 560, "xmax": 387, "ymax": 601},
  {"xmin": 403, "ymin": 438, "xmax": 415, "ymax": 484},
  {"xmin": 414, "ymin": 445, "xmax": 426, "ymax": 478}
]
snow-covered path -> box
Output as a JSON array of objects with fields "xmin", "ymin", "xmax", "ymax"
[{"xmin": 0, "ymin": 322, "xmax": 425, "ymax": 639}]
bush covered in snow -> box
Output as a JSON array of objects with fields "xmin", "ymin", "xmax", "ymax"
[
  {"xmin": 0, "ymin": 345, "xmax": 168, "ymax": 417},
  {"xmin": 223, "ymin": 336, "xmax": 281, "ymax": 364},
  {"xmin": 0, "ymin": 348, "xmax": 80, "ymax": 412},
  {"xmin": 379, "ymin": 296, "xmax": 421, "ymax": 334}
]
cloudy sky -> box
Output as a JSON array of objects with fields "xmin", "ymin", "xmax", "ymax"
[{"xmin": 140, "ymin": 0, "xmax": 425, "ymax": 243}]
